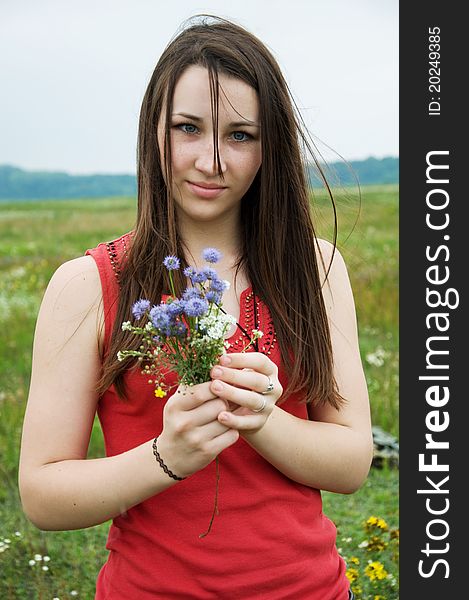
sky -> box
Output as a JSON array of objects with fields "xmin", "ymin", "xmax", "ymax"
[{"xmin": 0, "ymin": 0, "xmax": 398, "ymax": 175}]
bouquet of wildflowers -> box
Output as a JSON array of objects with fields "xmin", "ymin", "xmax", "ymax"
[
  {"xmin": 117, "ymin": 247, "xmax": 262, "ymax": 537},
  {"xmin": 117, "ymin": 247, "xmax": 262, "ymax": 397}
]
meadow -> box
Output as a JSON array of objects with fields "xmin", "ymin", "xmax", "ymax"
[{"xmin": 0, "ymin": 184, "xmax": 398, "ymax": 599}]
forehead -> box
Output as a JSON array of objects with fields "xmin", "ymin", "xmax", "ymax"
[{"xmin": 170, "ymin": 64, "xmax": 259, "ymax": 122}]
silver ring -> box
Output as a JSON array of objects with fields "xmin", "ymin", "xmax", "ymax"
[
  {"xmin": 260, "ymin": 375, "xmax": 274, "ymax": 395},
  {"xmin": 253, "ymin": 397, "xmax": 267, "ymax": 413}
]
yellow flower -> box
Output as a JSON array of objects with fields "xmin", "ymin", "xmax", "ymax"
[
  {"xmin": 367, "ymin": 535, "xmax": 388, "ymax": 552},
  {"xmin": 349, "ymin": 556, "xmax": 360, "ymax": 565},
  {"xmin": 376, "ymin": 518, "xmax": 388, "ymax": 531},
  {"xmin": 365, "ymin": 561, "xmax": 388, "ymax": 581},
  {"xmin": 366, "ymin": 515, "xmax": 388, "ymax": 530},
  {"xmin": 345, "ymin": 567, "xmax": 359, "ymax": 583},
  {"xmin": 351, "ymin": 585, "xmax": 362, "ymax": 596},
  {"xmin": 374, "ymin": 595, "xmax": 386, "ymax": 600},
  {"xmin": 154, "ymin": 387, "xmax": 167, "ymax": 398},
  {"xmin": 365, "ymin": 515, "xmax": 388, "ymax": 534}
]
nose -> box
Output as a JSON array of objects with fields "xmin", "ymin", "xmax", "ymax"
[{"xmin": 194, "ymin": 138, "xmax": 227, "ymax": 177}]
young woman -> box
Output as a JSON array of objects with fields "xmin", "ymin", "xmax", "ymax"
[{"xmin": 19, "ymin": 14, "xmax": 372, "ymax": 599}]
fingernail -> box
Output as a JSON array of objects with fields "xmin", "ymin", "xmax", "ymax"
[
  {"xmin": 220, "ymin": 355, "xmax": 231, "ymax": 365},
  {"xmin": 212, "ymin": 381, "xmax": 224, "ymax": 392},
  {"xmin": 212, "ymin": 367, "xmax": 223, "ymax": 378},
  {"xmin": 219, "ymin": 412, "xmax": 229, "ymax": 421}
]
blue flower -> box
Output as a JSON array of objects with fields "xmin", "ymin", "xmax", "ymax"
[
  {"xmin": 191, "ymin": 270, "xmax": 208, "ymax": 284},
  {"xmin": 182, "ymin": 287, "xmax": 203, "ymax": 301},
  {"xmin": 132, "ymin": 299, "xmax": 151, "ymax": 319},
  {"xmin": 166, "ymin": 299, "xmax": 184, "ymax": 318},
  {"xmin": 149, "ymin": 304, "xmax": 172, "ymax": 331},
  {"xmin": 183, "ymin": 266, "xmax": 197, "ymax": 279},
  {"xmin": 200, "ymin": 267, "xmax": 218, "ymax": 280},
  {"xmin": 209, "ymin": 278, "xmax": 227, "ymax": 292},
  {"xmin": 183, "ymin": 297, "xmax": 209, "ymax": 318},
  {"xmin": 202, "ymin": 248, "xmax": 222, "ymax": 263},
  {"xmin": 205, "ymin": 290, "xmax": 222, "ymax": 304},
  {"xmin": 163, "ymin": 255, "xmax": 180, "ymax": 271}
]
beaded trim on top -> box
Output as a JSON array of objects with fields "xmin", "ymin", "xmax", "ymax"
[
  {"xmin": 225, "ymin": 290, "xmax": 277, "ymax": 357},
  {"xmin": 105, "ymin": 233, "xmax": 132, "ymax": 286}
]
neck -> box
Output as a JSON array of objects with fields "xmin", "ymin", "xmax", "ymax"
[{"xmin": 177, "ymin": 213, "xmax": 244, "ymax": 271}]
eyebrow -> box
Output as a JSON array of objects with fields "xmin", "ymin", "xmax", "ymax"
[{"xmin": 172, "ymin": 112, "xmax": 260, "ymax": 128}]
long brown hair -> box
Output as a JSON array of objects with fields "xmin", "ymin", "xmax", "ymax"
[{"xmin": 97, "ymin": 14, "xmax": 344, "ymax": 409}]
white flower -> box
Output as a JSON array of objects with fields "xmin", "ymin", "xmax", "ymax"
[
  {"xmin": 43, "ymin": 555, "xmax": 50, "ymax": 562},
  {"xmin": 42, "ymin": 565, "xmax": 49, "ymax": 571},
  {"xmin": 29, "ymin": 559, "xmax": 36, "ymax": 566},
  {"xmin": 15, "ymin": 531, "xmax": 22, "ymax": 537},
  {"xmin": 358, "ymin": 540, "xmax": 368, "ymax": 548},
  {"xmin": 365, "ymin": 346, "xmax": 389, "ymax": 367},
  {"xmin": 4, "ymin": 538, "xmax": 11, "ymax": 544},
  {"xmin": 34, "ymin": 553, "xmax": 42, "ymax": 561},
  {"xmin": 70, "ymin": 591, "xmax": 78, "ymax": 597},
  {"xmin": 121, "ymin": 321, "xmax": 132, "ymax": 331},
  {"xmin": 199, "ymin": 312, "xmax": 236, "ymax": 340}
]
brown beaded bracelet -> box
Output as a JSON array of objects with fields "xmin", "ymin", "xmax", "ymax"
[{"xmin": 152, "ymin": 437, "xmax": 186, "ymax": 481}]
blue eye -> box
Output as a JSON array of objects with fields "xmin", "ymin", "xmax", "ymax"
[
  {"xmin": 178, "ymin": 123, "xmax": 198, "ymax": 134},
  {"xmin": 232, "ymin": 131, "xmax": 251, "ymax": 142}
]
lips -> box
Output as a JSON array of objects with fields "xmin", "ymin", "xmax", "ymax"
[
  {"xmin": 189, "ymin": 180, "xmax": 226, "ymax": 189},
  {"xmin": 187, "ymin": 181, "xmax": 227, "ymax": 199}
]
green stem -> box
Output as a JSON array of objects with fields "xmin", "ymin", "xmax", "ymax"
[
  {"xmin": 240, "ymin": 339, "xmax": 254, "ymax": 353},
  {"xmin": 168, "ymin": 270, "xmax": 177, "ymax": 298}
]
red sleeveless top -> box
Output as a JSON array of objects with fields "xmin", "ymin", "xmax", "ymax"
[{"xmin": 86, "ymin": 232, "xmax": 349, "ymax": 600}]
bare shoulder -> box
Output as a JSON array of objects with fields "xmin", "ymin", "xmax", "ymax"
[
  {"xmin": 42, "ymin": 255, "xmax": 102, "ymax": 318},
  {"xmin": 36, "ymin": 255, "xmax": 104, "ymax": 352},
  {"xmin": 46, "ymin": 255, "xmax": 101, "ymax": 299},
  {"xmin": 314, "ymin": 238, "xmax": 351, "ymax": 305}
]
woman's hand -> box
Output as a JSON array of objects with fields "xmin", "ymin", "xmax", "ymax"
[
  {"xmin": 209, "ymin": 352, "xmax": 283, "ymax": 433},
  {"xmin": 157, "ymin": 382, "xmax": 240, "ymax": 479}
]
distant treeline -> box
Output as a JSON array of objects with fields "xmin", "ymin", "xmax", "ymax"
[{"xmin": 0, "ymin": 156, "xmax": 398, "ymax": 201}]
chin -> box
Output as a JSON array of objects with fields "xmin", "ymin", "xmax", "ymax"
[{"xmin": 176, "ymin": 198, "xmax": 239, "ymax": 222}]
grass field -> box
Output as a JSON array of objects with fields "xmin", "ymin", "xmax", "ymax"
[{"xmin": 0, "ymin": 185, "xmax": 399, "ymax": 599}]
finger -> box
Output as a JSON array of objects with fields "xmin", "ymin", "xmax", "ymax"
[
  {"xmin": 210, "ymin": 379, "xmax": 275, "ymax": 413},
  {"xmin": 196, "ymin": 419, "xmax": 232, "ymax": 441},
  {"xmin": 182, "ymin": 419, "xmax": 232, "ymax": 451},
  {"xmin": 218, "ymin": 352, "xmax": 276, "ymax": 375},
  {"xmin": 173, "ymin": 381, "xmax": 219, "ymax": 410},
  {"xmin": 217, "ymin": 410, "xmax": 265, "ymax": 431},
  {"xmin": 203, "ymin": 427, "xmax": 240, "ymax": 455},
  {"xmin": 187, "ymin": 398, "xmax": 230, "ymax": 426},
  {"xmin": 211, "ymin": 365, "xmax": 276, "ymax": 396}
]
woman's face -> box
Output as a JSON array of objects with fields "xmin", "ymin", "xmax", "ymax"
[{"xmin": 157, "ymin": 65, "xmax": 262, "ymax": 225}]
